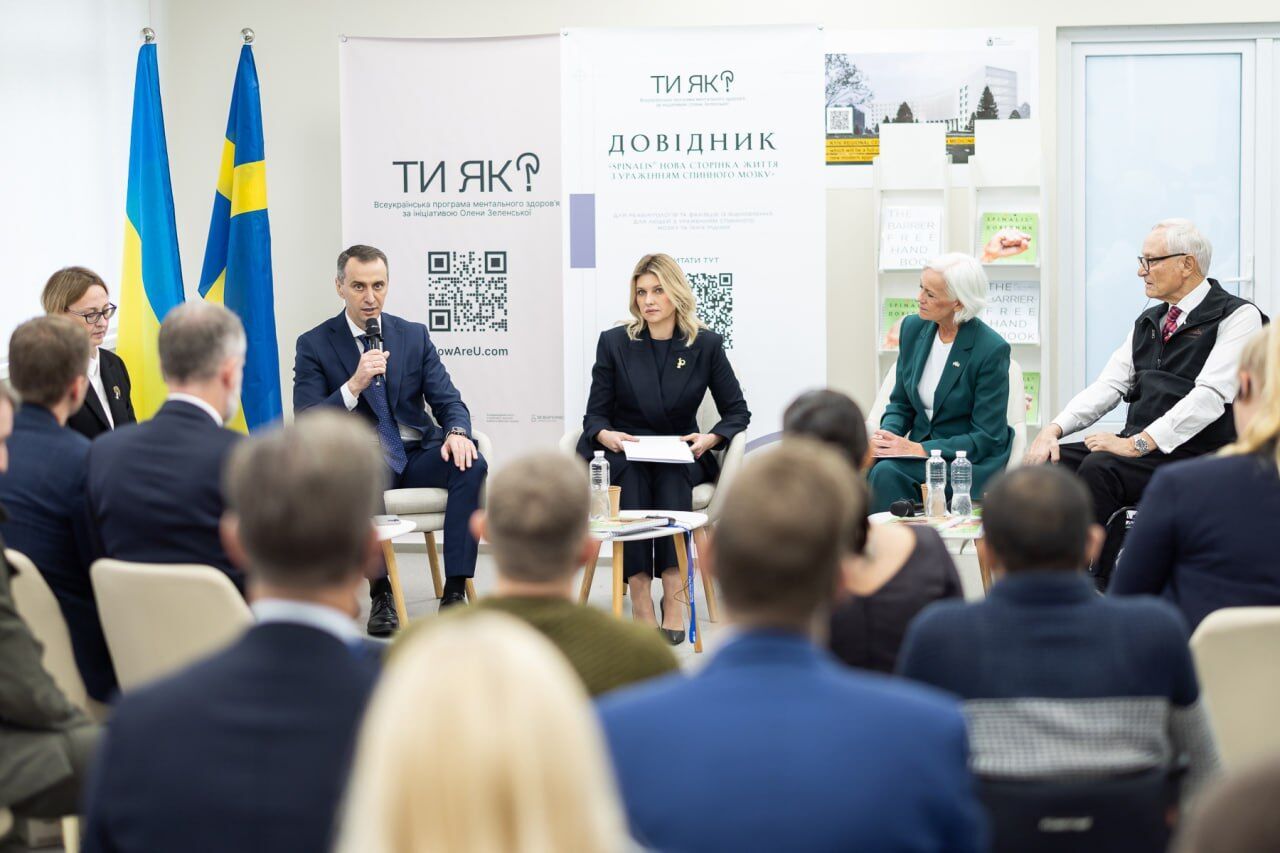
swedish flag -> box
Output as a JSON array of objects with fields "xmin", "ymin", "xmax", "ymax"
[
  {"xmin": 199, "ymin": 44, "xmax": 281, "ymax": 432},
  {"xmin": 118, "ymin": 42, "xmax": 185, "ymax": 421}
]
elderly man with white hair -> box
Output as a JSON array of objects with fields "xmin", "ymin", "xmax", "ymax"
[
  {"xmin": 1026, "ymin": 218, "xmax": 1265, "ymax": 534},
  {"xmin": 868, "ymin": 252, "xmax": 1013, "ymax": 513}
]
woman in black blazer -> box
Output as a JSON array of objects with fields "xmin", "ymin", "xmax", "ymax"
[
  {"xmin": 578, "ymin": 254, "xmax": 750, "ymax": 641},
  {"xmin": 42, "ymin": 267, "xmax": 136, "ymax": 440}
]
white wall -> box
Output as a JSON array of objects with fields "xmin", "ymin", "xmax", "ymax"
[{"xmin": 45, "ymin": 0, "xmax": 1280, "ymax": 423}]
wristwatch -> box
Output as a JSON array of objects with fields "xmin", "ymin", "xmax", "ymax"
[
  {"xmin": 1132, "ymin": 435, "xmax": 1152, "ymax": 456},
  {"xmin": 447, "ymin": 427, "xmax": 470, "ymax": 440}
]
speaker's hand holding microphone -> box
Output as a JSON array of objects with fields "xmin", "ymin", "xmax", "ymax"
[{"xmin": 346, "ymin": 318, "xmax": 391, "ymax": 395}]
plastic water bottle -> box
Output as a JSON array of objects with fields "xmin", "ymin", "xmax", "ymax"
[
  {"xmin": 589, "ymin": 451, "xmax": 610, "ymax": 521},
  {"xmin": 926, "ymin": 449, "xmax": 948, "ymax": 518},
  {"xmin": 950, "ymin": 451, "xmax": 973, "ymax": 517}
]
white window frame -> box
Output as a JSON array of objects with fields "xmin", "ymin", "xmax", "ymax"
[{"xmin": 1056, "ymin": 24, "xmax": 1280, "ymax": 435}]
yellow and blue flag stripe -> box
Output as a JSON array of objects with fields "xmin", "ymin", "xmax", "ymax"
[
  {"xmin": 199, "ymin": 44, "xmax": 281, "ymax": 433},
  {"xmin": 118, "ymin": 42, "xmax": 185, "ymax": 421}
]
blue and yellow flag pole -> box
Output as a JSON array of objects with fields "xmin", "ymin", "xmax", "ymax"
[
  {"xmin": 118, "ymin": 27, "xmax": 185, "ymax": 421},
  {"xmin": 197, "ymin": 28, "xmax": 282, "ymax": 434}
]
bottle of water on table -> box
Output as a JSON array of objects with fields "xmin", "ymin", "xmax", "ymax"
[
  {"xmin": 950, "ymin": 450, "xmax": 973, "ymax": 517},
  {"xmin": 926, "ymin": 449, "xmax": 947, "ymax": 518},
  {"xmin": 589, "ymin": 451, "xmax": 610, "ymax": 521}
]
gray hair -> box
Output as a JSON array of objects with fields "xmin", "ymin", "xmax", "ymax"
[
  {"xmin": 223, "ymin": 409, "xmax": 385, "ymax": 588},
  {"xmin": 158, "ymin": 302, "xmax": 247, "ymax": 383},
  {"xmin": 1153, "ymin": 218, "xmax": 1212, "ymax": 275},
  {"xmin": 927, "ymin": 253, "xmax": 989, "ymax": 323}
]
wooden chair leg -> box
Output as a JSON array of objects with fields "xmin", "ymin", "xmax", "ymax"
[
  {"xmin": 976, "ymin": 537, "xmax": 994, "ymax": 594},
  {"xmin": 465, "ymin": 579, "xmax": 479, "ymax": 602},
  {"xmin": 381, "ymin": 539, "xmax": 410, "ymax": 625},
  {"xmin": 693, "ymin": 526, "xmax": 719, "ymax": 623},
  {"xmin": 62, "ymin": 816, "xmax": 80, "ymax": 853},
  {"xmin": 580, "ymin": 541, "xmax": 605, "ymax": 604},
  {"xmin": 424, "ymin": 531, "xmax": 444, "ymax": 599},
  {"xmin": 674, "ymin": 532, "xmax": 702, "ymax": 653},
  {"xmin": 612, "ymin": 541, "xmax": 624, "ymax": 618}
]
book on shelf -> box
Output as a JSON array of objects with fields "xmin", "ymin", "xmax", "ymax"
[
  {"xmin": 1023, "ymin": 371, "xmax": 1041, "ymax": 425},
  {"xmin": 979, "ymin": 211, "xmax": 1039, "ymax": 266},
  {"xmin": 879, "ymin": 205, "xmax": 943, "ymax": 271},
  {"xmin": 880, "ymin": 297, "xmax": 919, "ymax": 351}
]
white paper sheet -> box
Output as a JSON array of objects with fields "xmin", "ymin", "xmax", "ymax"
[{"xmin": 622, "ymin": 436, "xmax": 695, "ymax": 464}]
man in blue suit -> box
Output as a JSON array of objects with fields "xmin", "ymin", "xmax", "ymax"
[
  {"xmin": 598, "ymin": 440, "xmax": 986, "ymax": 853},
  {"xmin": 86, "ymin": 302, "xmax": 246, "ymax": 589},
  {"xmin": 82, "ymin": 410, "xmax": 386, "ymax": 853},
  {"xmin": 0, "ymin": 316, "xmax": 117, "ymax": 701},
  {"xmin": 294, "ymin": 244, "xmax": 486, "ymax": 634}
]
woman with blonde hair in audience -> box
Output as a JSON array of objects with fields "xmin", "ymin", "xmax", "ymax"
[
  {"xmin": 336, "ymin": 613, "xmax": 634, "ymax": 853},
  {"xmin": 1113, "ymin": 324, "xmax": 1280, "ymax": 631}
]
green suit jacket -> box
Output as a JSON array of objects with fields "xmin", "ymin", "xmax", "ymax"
[{"xmin": 880, "ymin": 315, "xmax": 1013, "ymax": 498}]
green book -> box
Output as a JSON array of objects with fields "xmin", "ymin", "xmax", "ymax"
[
  {"xmin": 980, "ymin": 211, "xmax": 1039, "ymax": 266},
  {"xmin": 1023, "ymin": 371, "xmax": 1041, "ymax": 425},
  {"xmin": 880, "ymin": 298, "xmax": 918, "ymax": 351}
]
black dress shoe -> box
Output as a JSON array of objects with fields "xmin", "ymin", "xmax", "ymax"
[
  {"xmin": 367, "ymin": 590, "xmax": 399, "ymax": 637},
  {"xmin": 440, "ymin": 591, "xmax": 468, "ymax": 610},
  {"xmin": 659, "ymin": 600, "xmax": 685, "ymax": 646}
]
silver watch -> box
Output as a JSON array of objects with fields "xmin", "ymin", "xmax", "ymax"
[{"xmin": 1132, "ymin": 435, "xmax": 1152, "ymax": 456}]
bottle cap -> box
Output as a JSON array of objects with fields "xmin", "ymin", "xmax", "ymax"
[
  {"xmin": 930, "ymin": 449, "xmax": 942, "ymax": 456},
  {"xmin": 956, "ymin": 450, "xmax": 967, "ymax": 458},
  {"xmin": 594, "ymin": 450, "xmax": 604, "ymax": 457}
]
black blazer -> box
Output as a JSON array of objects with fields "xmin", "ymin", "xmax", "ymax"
[
  {"xmin": 85, "ymin": 399, "xmax": 243, "ymax": 589},
  {"xmin": 81, "ymin": 622, "xmax": 380, "ymax": 853},
  {"xmin": 577, "ymin": 325, "xmax": 750, "ymax": 483},
  {"xmin": 68, "ymin": 348, "xmax": 136, "ymax": 441}
]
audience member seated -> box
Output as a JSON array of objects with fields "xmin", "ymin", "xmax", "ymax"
[
  {"xmin": 396, "ymin": 451, "xmax": 678, "ymax": 696},
  {"xmin": 867, "ymin": 253, "xmax": 1013, "ymax": 513},
  {"xmin": 784, "ymin": 389, "xmax": 962, "ymax": 672},
  {"xmin": 1173, "ymin": 756, "xmax": 1280, "ymax": 853},
  {"xmin": 1112, "ymin": 325, "xmax": 1280, "ymax": 631},
  {"xmin": 86, "ymin": 302, "xmax": 246, "ymax": 589},
  {"xmin": 899, "ymin": 466, "xmax": 1221, "ymax": 812},
  {"xmin": 0, "ymin": 382, "xmax": 101, "ymax": 828},
  {"xmin": 598, "ymin": 439, "xmax": 986, "ymax": 852},
  {"xmin": 81, "ymin": 411, "xmax": 386, "ymax": 853},
  {"xmin": 42, "ymin": 266, "xmax": 136, "ymax": 441},
  {"xmin": 0, "ymin": 317, "xmax": 117, "ymax": 701},
  {"xmin": 338, "ymin": 613, "xmax": 633, "ymax": 853}
]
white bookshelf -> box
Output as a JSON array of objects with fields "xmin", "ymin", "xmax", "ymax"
[
  {"xmin": 967, "ymin": 119, "xmax": 1046, "ymax": 428},
  {"xmin": 872, "ymin": 123, "xmax": 952, "ymax": 388}
]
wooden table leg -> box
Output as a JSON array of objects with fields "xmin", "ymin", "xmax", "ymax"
[
  {"xmin": 673, "ymin": 532, "xmax": 702, "ymax": 654},
  {"xmin": 465, "ymin": 579, "xmax": 479, "ymax": 602},
  {"xmin": 425, "ymin": 531, "xmax": 444, "ymax": 599},
  {"xmin": 381, "ymin": 539, "xmax": 409, "ymax": 625},
  {"xmin": 580, "ymin": 540, "xmax": 605, "ymax": 604},
  {"xmin": 693, "ymin": 526, "xmax": 718, "ymax": 623},
  {"xmin": 612, "ymin": 541, "xmax": 624, "ymax": 618}
]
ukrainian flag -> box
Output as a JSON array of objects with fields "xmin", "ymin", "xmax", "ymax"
[
  {"xmin": 198, "ymin": 44, "xmax": 281, "ymax": 433},
  {"xmin": 118, "ymin": 42, "xmax": 185, "ymax": 421}
]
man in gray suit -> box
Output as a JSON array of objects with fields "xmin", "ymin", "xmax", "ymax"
[{"xmin": 0, "ymin": 380, "xmax": 100, "ymax": 839}]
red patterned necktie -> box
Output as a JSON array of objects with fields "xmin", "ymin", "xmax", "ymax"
[{"xmin": 1162, "ymin": 305, "xmax": 1182, "ymax": 343}]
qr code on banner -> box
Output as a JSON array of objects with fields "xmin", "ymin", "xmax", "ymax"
[
  {"xmin": 687, "ymin": 272, "xmax": 735, "ymax": 349},
  {"xmin": 825, "ymin": 106, "xmax": 854, "ymax": 134},
  {"xmin": 425, "ymin": 251, "xmax": 509, "ymax": 333}
]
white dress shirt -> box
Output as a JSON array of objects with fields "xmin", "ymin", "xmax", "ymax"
[
  {"xmin": 166, "ymin": 392, "xmax": 225, "ymax": 427},
  {"xmin": 251, "ymin": 598, "xmax": 363, "ymax": 646},
  {"xmin": 87, "ymin": 351, "xmax": 114, "ymax": 428},
  {"xmin": 1051, "ymin": 279, "xmax": 1263, "ymax": 452},
  {"xmin": 917, "ymin": 337, "xmax": 955, "ymax": 422},
  {"xmin": 338, "ymin": 313, "xmax": 423, "ymax": 442}
]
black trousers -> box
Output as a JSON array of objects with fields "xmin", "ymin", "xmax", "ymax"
[
  {"xmin": 1057, "ymin": 441, "xmax": 1197, "ymax": 526},
  {"xmin": 616, "ymin": 460, "xmax": 708, "ymax": 580},
  {"xmin": 380, "ymin": 440, "xmax": 487, "ymax": 579}
]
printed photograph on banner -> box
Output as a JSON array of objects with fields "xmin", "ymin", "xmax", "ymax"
[{"xmin": 823, "ymin": 28, "xmax": 1037, "ymax": 186}]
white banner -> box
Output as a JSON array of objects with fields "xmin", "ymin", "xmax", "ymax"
[
  {"xmin": 562, "ymin": 25, "xmax": 826, "ymax": 444},
  {"xmin": 339, "ymin": 35, "xmax": 563, "ymax": 462}
]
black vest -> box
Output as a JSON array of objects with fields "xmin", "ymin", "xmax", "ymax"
[{"xmin": 1124, "ymin": 279, "xmax": 1261, "ymax": 454}]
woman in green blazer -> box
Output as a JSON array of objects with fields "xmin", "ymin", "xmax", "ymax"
[{"xmin": 869, "ymin": 253, "xmax": 1013, "ymax": 513}]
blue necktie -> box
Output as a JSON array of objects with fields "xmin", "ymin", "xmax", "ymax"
[{"xmin": 359, "ymin": 335, "xmax": 408, "ymax": 475}]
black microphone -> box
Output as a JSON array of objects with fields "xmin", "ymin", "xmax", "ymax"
[
  {"xmin": 889, "ymin": 499, "xmax": 924, "ymax": 518},
  {"xmin": 364, "ymin": 318, "xmax": 384, "ymax": 387}
]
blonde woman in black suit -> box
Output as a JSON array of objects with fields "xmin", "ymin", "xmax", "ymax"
[
  {"xmin": 42, "ymin": 267, "xmax": 136, "ymax": 439},
  {"xmin": 577, "ymin": 254, "xmax": 750, "ymax": 643}
]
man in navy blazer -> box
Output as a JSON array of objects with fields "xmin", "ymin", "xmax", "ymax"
[
  {"xmin": 294, "ymin": 244, "xmax": 486, "ymax": 633},
  {"xmin": 82, "ymin": 410, "xmax": 386, "ymax": 853},
  {"xmin": 86, "ymin": 303, "xmax": 246, "ymax": 590},
  {"xmin": 598, "ymin": 440, "xmax": 986, "ymax": 853},
  {"xmin": 0, "ymin": 317, "xmax": 117, "ymax": 700}
]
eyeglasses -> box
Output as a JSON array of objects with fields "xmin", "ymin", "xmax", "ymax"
[
  {"xmin": 1137, "ymin": 253, "xmax": 1187, "ymax": 274},
  {"xmin": 67, "ymin": 303, "xmax": 117, "ymax": 325}
]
